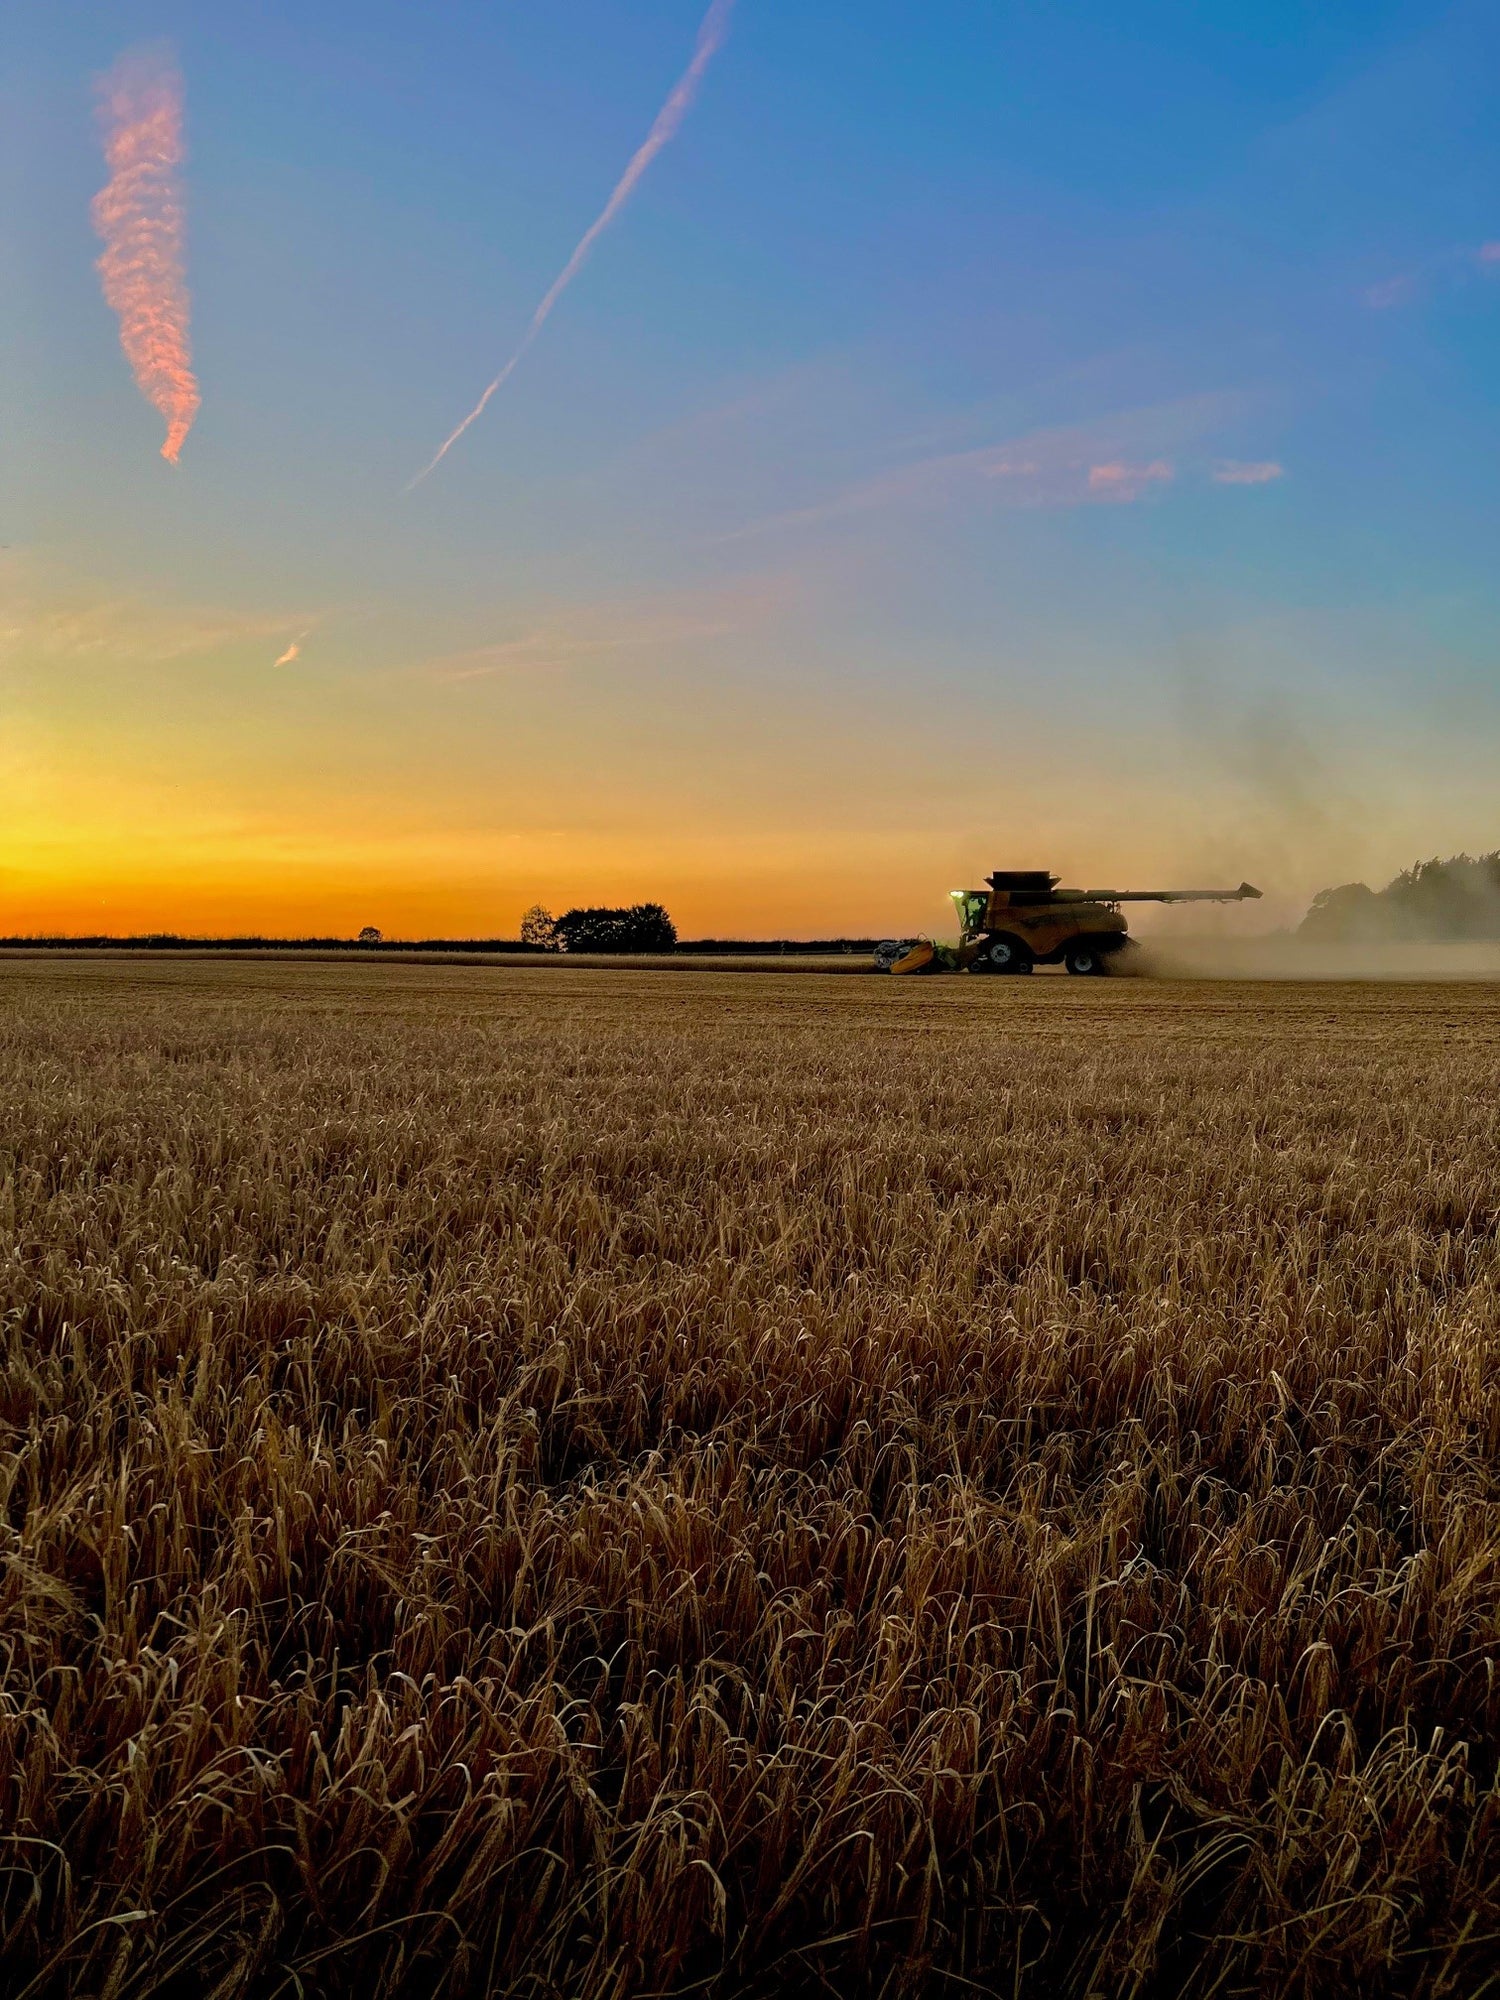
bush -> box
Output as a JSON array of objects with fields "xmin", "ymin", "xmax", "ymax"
[{"xmin": 552, "ymin": 903, "xmax": 677, "ymax": 954}]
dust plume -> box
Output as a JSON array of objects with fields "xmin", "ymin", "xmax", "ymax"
[
  {"xmin": 408, "ymin": 0, "xmax": 736, "ymax": 489},
  {"xmin": 1135, "ymin": 937, "xmax": 1500, "ymax": 981},
  {"xmin": 1162, "ymin": 654, "xmax": 1383, "ymax": 934},
  {"xmin": 91, "ymin": 49, "xmax": 200, "ymax": 465},
  {"xmin": 1134, "ymin": 851, "xmax": 1500, "ymax": 980}
]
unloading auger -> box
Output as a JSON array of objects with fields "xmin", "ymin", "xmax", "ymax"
[{"xmin": 873, "ymin": 869, "xmax": 1262, "ymax": 976}]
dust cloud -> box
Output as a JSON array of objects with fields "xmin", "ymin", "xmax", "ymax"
[{"xmin": 1133, "ymin": 937, "xmax": 1500, "ymax": 981}]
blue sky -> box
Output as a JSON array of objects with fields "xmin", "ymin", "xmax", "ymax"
[{"xmin": 1, "ymin": 0, "xmax": 1496, "ymax": 934}]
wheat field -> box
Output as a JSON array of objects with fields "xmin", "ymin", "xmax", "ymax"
[{"xmin": 3, "ymin": 955, "xmax": 1500, "ymax": 1999}]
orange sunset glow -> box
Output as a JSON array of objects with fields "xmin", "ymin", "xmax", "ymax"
[{"xmin": 5, "ymin": 4, "xmax": 1499, "ymax": 942}]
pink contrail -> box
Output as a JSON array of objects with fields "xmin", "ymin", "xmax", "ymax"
[
  {"xmin": 91, "ymin": 49, "xmax": 200, "ymax": 465},
  {"xmin": 408, "ymin": 0, "xmax": 736, "ymax": 489}
]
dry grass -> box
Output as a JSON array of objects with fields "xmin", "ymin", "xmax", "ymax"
[{"xmin": 3, "ymin": 956, "xmax": 1500, "ymax": 1999}]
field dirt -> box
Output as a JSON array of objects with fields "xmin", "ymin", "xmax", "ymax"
[{"xmin": 3, "ymin": 956, "xmax": 1500, "ymax": 1999}]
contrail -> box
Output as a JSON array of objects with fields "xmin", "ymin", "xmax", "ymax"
[
  {"xmin": 91, "ymin": 49, "xmax": 200, "ymax": 465},
  {"xmin": 408, "ymin": 0, "xmax": 735, "ymax": 489}
]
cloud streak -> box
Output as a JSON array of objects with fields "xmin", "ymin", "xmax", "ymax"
[
  {"xmin": 1363, "ymin": 241, "xmax": 1500, "ymax": 310},
  {"xmin": 1212, "ymin": 460, "xmax": 1284, "ymax": 485},
  {"xmin": 91, "ymin": 48, "xmax": 200, "ymax": 464},
  {"xmin": 0, "ymin": 593, "xmax": 291, "ymax": 669},
  {"xmin": 715, "ymin": 396, "xmax": 1238, "ymax": 541},
  {"xmin": 1364, "ymin": 274, "xmax": 1416, "ymax": 311},
  {"xmin": 408, "ymin": 0, "xmax": 736, "ymax": 489},
  {"xmin": 1087, "ymin": 459, "xmax": 1173, "ymax": 500},
  {"xmin": 416, "ymin": 575, "xmax": 793, "ymax": 685}
]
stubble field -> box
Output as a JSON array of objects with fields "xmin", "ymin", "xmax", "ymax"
[{"xmin": 3, "ymin": 955, "xmax": 1500, "ymax": 1999}]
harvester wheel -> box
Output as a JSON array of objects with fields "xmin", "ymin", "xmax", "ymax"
[
  {"xmin": 976, "ymin": 934, "xmax": 1034, "ymax": 975},
  {"xmin": 1064, "ymin": 938, "xmax": 1110, "ymax": 976}
]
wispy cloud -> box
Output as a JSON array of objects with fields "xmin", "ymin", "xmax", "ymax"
[
  {"xmin": 1212, "ymin": 460, "xmax": 1285, "ymax": 486},
  {"xmin": 1364, "ymin": 273, "xmax": 1417, "ymax": 311},
  {"xmin": 409, "ymin": 0, "xmax": 736, "ymax": 489},
  {"xmin": 272, "ymin": 624, "xmax": 315, "ymax": 668},
  {"xmin": 419, "ymin": 575, "xmax": 792, "ymax": 686},
  {"xmin": 1087, "ymin": 459, "xmax": 1173, "ymax": 500},
  {"xmin": 717, "ymin": 396, "xmax": 1233, "ymax": 541},
  {"xmin": 1364, "ymin": 240, "xmax": 1500, "ymax": 310},
  {"xmin": 91, "ymin": 48, "xmax": 200, "ymax": 464},
  {"xmin": 0, "ymin": 558, "xmax": 300, "ymax": 668}
]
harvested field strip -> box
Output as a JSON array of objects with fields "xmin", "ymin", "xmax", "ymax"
[{"xmin": 1, "ymin": 960, "xmax": 1499, "ymax": 1997}]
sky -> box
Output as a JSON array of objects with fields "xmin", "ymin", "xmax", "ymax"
[{"xmin": 1, "ymin": 0, "xmax": 1497, "ymax": 939}]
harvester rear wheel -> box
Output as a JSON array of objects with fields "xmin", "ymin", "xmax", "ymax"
[
  {"xmin": 1064, "ymin": 938, "xmax": 1111, "ymax": 976},
  {"xmin": 976, "ymin": 934, "xmax": 1034, "ymax": 975}
]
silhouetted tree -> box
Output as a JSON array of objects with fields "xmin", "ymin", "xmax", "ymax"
[
  {"xmin": 357, "ymin": 926, "xmax": 383, "ymax": 945},
  {"xmin": 552, "ymin": 904, "xmax": 677, "ymax": 953},
  {"xmin": 519, "ymin": 904, "xmax": 558, "ymax": 950},
  {"xmin": 1299, "ymin": 883, "xmax": 1382, "ymax": 943}
]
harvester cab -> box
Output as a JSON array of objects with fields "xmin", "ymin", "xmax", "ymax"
[{"xmin": 876, "ymin": 870, "xmax": 1261, "ymax": 976}]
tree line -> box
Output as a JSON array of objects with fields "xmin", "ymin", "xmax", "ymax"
[
  {"xmin": 1301, "ymin": 852, "xmax": 1500, "ymax": 941},
  {"xmin": 520, "ymin": 903, "xmax": 677, "ymax": 953}
]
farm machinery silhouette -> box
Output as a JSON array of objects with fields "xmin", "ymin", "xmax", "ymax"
[{"xmin": 875, "ymin": 869, "xmax": 1262, "ymax": 976}]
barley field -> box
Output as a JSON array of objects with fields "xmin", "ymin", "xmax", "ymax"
[{"xmin": 3, "ymin": 955, "xmax": 1500, "ymax": 2000}]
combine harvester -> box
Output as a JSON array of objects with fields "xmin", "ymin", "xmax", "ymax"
[{"xmin": 875, "ymin": 869, "xmax": 1262, "ymax": 976}]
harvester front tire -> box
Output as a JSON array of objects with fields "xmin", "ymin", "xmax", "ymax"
[
  {"xmin": 1064, "ymin": 939, "xmax": 1111, "ymax": 976},
  {"xmin": 976, "ymin": 934, "xmax": 1034, "ymax": 975}
]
